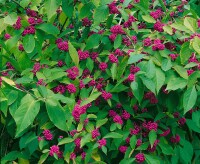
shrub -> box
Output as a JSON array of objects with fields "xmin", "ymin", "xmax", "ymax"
[{"xmin": 0, "ymin": 0, "xmax": 200, "ymax": 163}]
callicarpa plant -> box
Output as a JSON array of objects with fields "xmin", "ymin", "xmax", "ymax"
[{"xmin": 0, "ymin": 0, "xmax": 200, "ymax": 163}]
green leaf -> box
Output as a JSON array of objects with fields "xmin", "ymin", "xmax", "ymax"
[
  {"xmin": 158, "ymin": 139, "xmax": 174, "ymax": 155},
  {"xmin": 100, "ymin": 147, "xmax": 107, "ymax": 156},
  {"xmin": 79, "ymin": 3, "xmax": 92, "ymax": 19},
  {"xmin": 100, "ymin": 0, "xmax": 113, "ymax": 5},
  {"xmin": 149, "ymin": 130, "xmax": 157, "ymax": 148},
  {"xmin": 86, "ymin": 58, "xmax": 94, "ymax": 72},
  {"xmin": 111, "ymin": 63, "xmax": 117, "ymax": 81},
  {"xmin": 142, "ymin": 15, "xmax": 156, "ymax": 23},
  {"xmin": 184, "ymin": 62, "xmax": 198, "ymax": 69},
  {"xmin": 104, "ymin": 132, "xmax": 123, "ymax": 138},
  {"xmin": 38, "ymin": 153, "xmax": 49, "ymax": 164},
  {"xmin": 20, "ymin": 0, "xmax": 31, "ymax": 8},
  {"xmin": 0, "ymin": 0, "xmax": 6, "ymax": 4},
  {"xmin": 114, "ymin": 35, "xmax": 122, "ymax": 49},
  {"xmin": 46, "ymin": 99, "xmax": 67, "ymax": 131},
  {"xmin": 85, "ymin": 34, "xmax": 101, "ymax": 49},
  {"xmin": 1, "ymin": 77, "xmax": 16, "ymax": 86},
  {"xmin": 68, "ymin": 42, "xmax": 79, "ymax": 67},
  {"xmin": 146, "ymin": 60, "xmax": 156, "ymax": 79},
  {"xmin": 58, "ymin": 138, "xmax": 74, "ymax": 145},
  {"xmin": 1, "ymin": 151, "xmax": 20, "ymax": 164},
  {"xmin": 77, "ymin": 122, "xmax": 83, "ymax": 131},
  {"xmin": 94, "ymin": 5, "xmax": 109, "ymax": 25},
  {"xmin": 136, "ymin": 142, "xmax": 149, "ymax": 150},
  {"xmin": 96, "ymin": 118, "xmax": 108, "ymax": 128},
  {"xmin": 179, "ymin": 139, "xmax": 193, "ymax": 163},
  {"xmin": 44, "ymin": 0, "xmax": 61, "ymax": 20},
  {"xmin": 14, "ymin": 94, "xmax": 40, "ymax": 137},
  {"xmin": 130, "ymin": 135, "xmax": 137, "ymax": 149},
  {"xmin": 186, "ymin": 119, "xmax": 200, "ymax": 133},
  {"xmin": 173, "ymin": 65, "xmax": 188, "ymax": 79},
  {"xmin": 122, "ymin": 0, "xmax": 132, "ymax": 8},
  {"xmin": 36, "ymin": 23, "xmax": 60, "ymax": 36},
  {"xmin": 62, "ymin": 0, "xmax": 74, "ymax": 18},
  {"xmin": 80, "ymin": 91, "xmax": 101, "ymax": 106},
  {"xmin": 180, "ymin": 42, "xmax": 193, "ymax": 64},
  {"xmin": 131, "ymin": 79, "xmax": 144, "ymax": 103},
  {"xmin": 158, "ymin": 0, "xmax": 167, "ymax": 12},
  {"xmin": 128, "ymin": 54, "xmax": 145, "ymax": 64},
  {"xmin": 119, "ymin": 158, "xmax": 135, "ymax": 164},
  {"xmin": 4, "ymin": 12, "xmax": 17, "ymax": 25},
  {"xmin": 163, "ymin": 25, "xmax": 173, "ymax": 35},
  {"xmin": 117, "ymin": 56, "xmax": 128, "ymax": 80},
  {"xmin": 192, "ymin": 36, "xmax": 200, "ymax": 54},
  {"xmin": 6, "ymin": 34, "xmax": 21, "ymax": 50},
  {"xmin": 85, "ymin": 122, "xmax": 95, "ymax": 132},
  {"xmin": 166, "ymin": 77, "xmax": 187, "ymax": 91},
  {"xmin": 17, "ymin": 53, "xmax": 32, "ymax": 70},
  {"xmin": 184, "ymin": 17, "xmax": 198, "ymax": 33},
  {"xmin": 87, "ymin": 114, "xmax": 97, "ymax": 119},
  {"xmin": 0, "ymin": 91, "xmax": 8, "ymax": 116},
  {"xmin": 118, "ymin": 8, "xmax": 129, "ymax": 21},
  {"xmin": 145, "ymin": 154, "xmax": 160, "ymax": 164},
  {"xmin": 110, "ymin": 83, "xmax": 128, "ymax": 93},
  {"xmin": 153, "ymin": 68, "xmax": 165, "ymax": 94},
  {"xmin": 161, "ymin": 59, "xmax": 172, "ymax": 71},
  {"xmin": 192, "ymin": 110, "xmax": 200, "ymax": 127},
  {"xmin": 134, "ymin": 0, "xmax": 149, "ymax": 13},
  {"xmin": 140, "ymin": 76, "xmax": 156, "ymax": 94},
  {"xmin": 23, "ymin": 34, "xmax": 35, "ymax": 53},
  {"xmin": 81, "ymin": 133, "xmax": 92, "ymax": 147},
  {"xmin": 187, "ymin": 71, "xmax": 200, "ymax": 88},
  {"xmin": 7, "ymin": 90, "xmax": 18, "ymax": 105},
  {"xmin": 183, "ymin": 86, "xmax": 197, "ymax": 114},
  {"xmin": 19, "ymin": 132, "xmax": 38, "ymax": 153},
  {"xmin": 171, "ymin": 22, "xmax": 191, "ymax": 33}
]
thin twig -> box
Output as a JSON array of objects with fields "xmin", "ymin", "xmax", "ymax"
[
  {"xmin": 60, "ymin": 18, "xmax": 68, "ymax": 32},
  {"xmin": 118, "ymin": 17, "xmax": 123, "ymax": 25}
]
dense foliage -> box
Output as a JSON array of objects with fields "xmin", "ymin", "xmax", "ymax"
[{"xmin": 0, "ymin": 0, "xmax": 200, "ymax": 163}]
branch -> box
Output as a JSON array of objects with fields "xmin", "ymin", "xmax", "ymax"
[{"xmin": 60, "ymin": 18, "xmax": 68, "ymax": 32}]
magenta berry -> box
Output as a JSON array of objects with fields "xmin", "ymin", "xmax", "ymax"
[
  {"xmin": 150, "ymin": 9, "xmax": 163, "ymax": 19},
  {"xmin": 98, "ymin": 138, "xmax": 107, "ymax": 148},
  {"xmin": 99, "ymin": 62, "xmax": 108, "ymax": 71},
  {"xmin": 49, "ymin": 145, "xmax": 59, "ymax": 156},
  {"xmin": 18, "ymin": 44, "xmax": 24, "ymax": 51},
  {"xmin": 92, "ymin": 129, "xmax": 100, "ymax": 139},
  {"xmin": 135, "ymin": 153, "xmax": 145, "ymax": 163},
  {"xmin": 121, "ymin": 110, "xmax": 130, "ymax": 120},
  {"xmin": 119, "ymin": 146, "xmax": 127, "ymax": 153},
  {"xmin": 43, "ymin": 130, "xmax": 53, "ymax": 140},
  {"xmin": 78, "ymin": 50, "xmax": 89, "ymax": 60},
  {"xmin": 66, "ymin": 66, "xmax": 79, "ymax": 80},
  {"xmin": 57, "ymin": 41, "xmax": 69, "ymax": 51},
  {"xmin": 110, "ymin": 25, "xmax": 124, "ymax": 34},
  {"xmin": 154, "ymin": 21, "xmax": 164, "ymax": 32},
  {"xmin": 113, "ymin": 115, "xmax": 123, "ymax": 125},
  {"xmin": 143, "ymin": 38, "xmax": 152, "ymax": 47},
  {"xmin": 66, "ymin": 84, "xmax": 76, "ymax": 93},
  {"xmin": 108, "ymin": 53, "xmax": 118, "ymax": 63},
  {"xmin": 70, "ymin": 152, "xmax": 76, "ymax": 160},
  {"xmin": 4, "ymin": 33, "xmax": 11, "ymax": 40},
  {"xmin": 13, "ymin": 17, "xmax": 21, "ymax": 29},
  {"xmin": 101, "ymin": 91, "xmax": 112, "ymax": 100},
  {"xmin": 82, "ymin": 17, "xmax": 92, "ymax": 27},
  {"xmin": 160, "ymin": 128, "xmax": 170, "ymax": 136}
]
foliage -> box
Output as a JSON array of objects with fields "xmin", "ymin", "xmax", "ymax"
[{"xmin": 0, "ymin": 0, "xmax": 200, "ymax": 163}]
